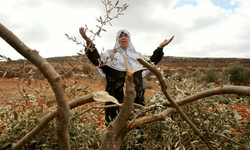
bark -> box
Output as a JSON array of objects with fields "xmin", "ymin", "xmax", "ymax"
[
  {"xmin": 99, "ymin": 53, "xmax": 137, "ymax": 150},
  {"xmin": 126, "ymin": 108, "xmax": 177, "ymax": 132},
  {"xmin": 99, "ymin": 75, "xmax": 136, "ymax": 150},
  {"xmin": 163, "ymin": 85, "xmax": 250, "ymax": 107},
  {"xmin": 0, "ymin": 23, "xmax": 70, "ymax": 150}
]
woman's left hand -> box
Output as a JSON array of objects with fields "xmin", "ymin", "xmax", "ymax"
[{"xmin": 159, "ymin": 36, "xmax": 174, "ymax": 48}]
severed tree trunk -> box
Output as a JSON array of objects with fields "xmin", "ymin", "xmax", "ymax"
[
  {"xmin": 0, "ymin": 23, "xmax": 71, "ymax": 150},
  {"xmin": 1, "ymin": 22, "xmax": 250, "ymax": 150},
  {"xmin": 99, "ymin": 75, "xmax": 136, "ymax": 150},
  {"xmin": 99, "ymin": 53, "xmax": 138, "ymax": 150}
]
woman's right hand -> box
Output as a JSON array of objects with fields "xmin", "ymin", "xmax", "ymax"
[{"xmin": 79, "ymin": 27, "xmax": 91, "ymax": 43}]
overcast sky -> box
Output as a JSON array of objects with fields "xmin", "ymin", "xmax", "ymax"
[{"xmin": 1, "ymin": 0, "xmax": 249, "ymax": 60}]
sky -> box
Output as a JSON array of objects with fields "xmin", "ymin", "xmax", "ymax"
[{"xmin": 0, "ymin": 0, "xmax": 249, "ymax": 60}]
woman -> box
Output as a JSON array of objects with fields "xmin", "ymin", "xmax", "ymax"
[{"xmin": 79, "ymin": 27, "xmax": 174, "ymax": 125}]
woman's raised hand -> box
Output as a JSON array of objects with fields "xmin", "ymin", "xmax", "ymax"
[
  {"xmin": 79, "ymin": 27, "xmax": 92, "ymax": 43},
  {"xmin": 159, "ymin": 35, "xmax": 174, "ymax": 48}
]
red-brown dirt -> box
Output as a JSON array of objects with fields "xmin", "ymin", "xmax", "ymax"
[
  {"xmin": 1, "ymin": 77, "xmax": 249, "ymax": 127},
  {"xmin": 1, "ymin": 56, "xmax": 250, "ymax": 131},
  {"xmin": 0, "ymin": 77, "xmax": 160, "ymax": 131}
]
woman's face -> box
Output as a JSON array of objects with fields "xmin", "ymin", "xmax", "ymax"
[{"xmin": 118, "ymin": 32, "xmax": 130, "ymax": 49}]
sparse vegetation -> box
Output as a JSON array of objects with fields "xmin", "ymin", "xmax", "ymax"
[
  {"xmin": 223, "ymin": 62, "xmax": 250, "ymax": 85},
  {"xmin": 1, "ymin": 0, "xmax": 250, "ymax": 149},
  {"xmin": 143, "ymin": 79, "xmax": 154, "ymax": 90},
  {"xmin": 1, "ymin": 70, "xmax": 250, "ymax": 149},
  {"xmin": 201, "ymin": 65, "xmax": 219, "ymax": 83},
  {"xmin": 1, "ymin": 39, "xmax": 250, "ymax": 150}
]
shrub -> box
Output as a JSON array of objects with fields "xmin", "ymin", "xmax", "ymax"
[
  {"xmin": 185, "ymin": 68, "xmax": 203, "ymax": 82},
  {"xmin": 223, "ymin": 63, "xmax": 250, "ymax": 85},
  {"xmin": 201, "ymin": 65, "xmax": 219, "ymax": 83},
  {"xmin": 191, "ymin": 68, "xmax": 201, "ymax": 77}
]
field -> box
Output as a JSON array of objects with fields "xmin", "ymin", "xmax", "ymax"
[
  {"xmin": 1, "ymin": 55, "xmax": 250, "ymax": 123},
  {"xmin": 1, "ymin": 55, "xmax": 250, "ymax": 149}
]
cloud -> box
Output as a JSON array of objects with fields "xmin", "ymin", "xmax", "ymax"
[
  {"xmin": 150, "ymin": 0, "xmax": 250, "ymax": 58},
  {"xmin": 0, "ymin": 0, "xmax": 250, "ymax": 60}
]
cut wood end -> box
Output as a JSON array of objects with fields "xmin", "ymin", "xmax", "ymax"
[
  {"xmin": 136, "ymin": 55, "xmax": 143, "ymax": 60},
  {"xmin": 131, "ymin": 67, "xmax": 147, "ymax": 74},
  {"xmin": 93, "ymin": 91, "xmax": 121, "ymax": 106}
]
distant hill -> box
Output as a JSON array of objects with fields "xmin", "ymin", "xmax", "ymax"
[
  {"xmin": 157, "ymin": 56, "xmax": 250, "ymax": 75},
  {"xmin": 1, "ymin": 55, "xmax": 250, "ymax": 78},
  {"xmin": 159, "ymin": 56, "xmax": 250, "ymax": 68}
]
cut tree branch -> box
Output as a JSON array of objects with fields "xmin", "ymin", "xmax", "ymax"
[
  {"xmin": 163, "ymin": 85, "xmax": 250, "ymax": 107},
  {"xmin": 126, "ymin": 108, "xmax": 177, "ymax": 131},
  {"xmin": 0, "ymin": 23, "xmax": 71, "ymax": 150},
  {"xmin": 99, "ymin": 52, "xmax": 137, "ymax": 150},
  {"xmin": 136, "ymin": 56, "xmax": 214, "ymax": 150}
]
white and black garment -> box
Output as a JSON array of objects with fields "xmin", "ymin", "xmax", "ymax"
[
  {"xmin": 85, "ymin": 29, "xmax": 164, "ymax": 124},
  {"xmin": 97, "ymin": 29, "xmax": 150, "ymax": 78}
]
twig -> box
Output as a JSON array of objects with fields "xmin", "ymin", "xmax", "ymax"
[
  {"xmin": 233, "ymin": 131, "xmax": 250, "ymax": 139},
  {"xmin": 213, "ymin": 132, "xmax": 249, "ymax": 150},
  {"xmin": 63, "ymin": 0, "xmax": 128, "ymax": 80}
]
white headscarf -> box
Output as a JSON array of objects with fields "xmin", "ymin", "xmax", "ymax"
[{"xmin": 97, "ymin": 29, "xmax": 149, "ymax": 78}]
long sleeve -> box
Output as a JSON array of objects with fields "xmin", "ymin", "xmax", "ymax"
[
  {"xmin": 150, "ymin": 47, "xmax": 164, "ymax": 65},
  {"xmin": 85, "ymin": 43, "xmax": 101, "ymax": 66}
]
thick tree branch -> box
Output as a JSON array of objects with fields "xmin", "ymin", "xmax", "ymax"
[
  {"xmin": 0, "ymin": 23, "xmax": 71, "ymax": 150},
  {"xmin": 99, "ymin": 52, "xmax": 137, "ymax": 150},
  {"xmin": 126, "ymin": 108, "xmax": 177, "ymax": 131},
  {"xmin": 126, "ymin": 86, "xmax": 250, "ymax": 131},
  {"xmin": 127, "ymin": 86, "xmax": 250, "ymax": 138},
  {"xmin": 163, "ymin": 85, "xmax": 250, "ymax": 107},
  {"xmin": 112, "ymin": 53, "xmax": 136, "ymax": 128},
  {"xmin": 136, "ymin": 56, "xmax": 214, "ymax": 150}
]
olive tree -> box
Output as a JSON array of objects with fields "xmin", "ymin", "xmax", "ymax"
[{"xmin": 1, "ymin": 0, "xmax": 250, "ymax": 150}]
